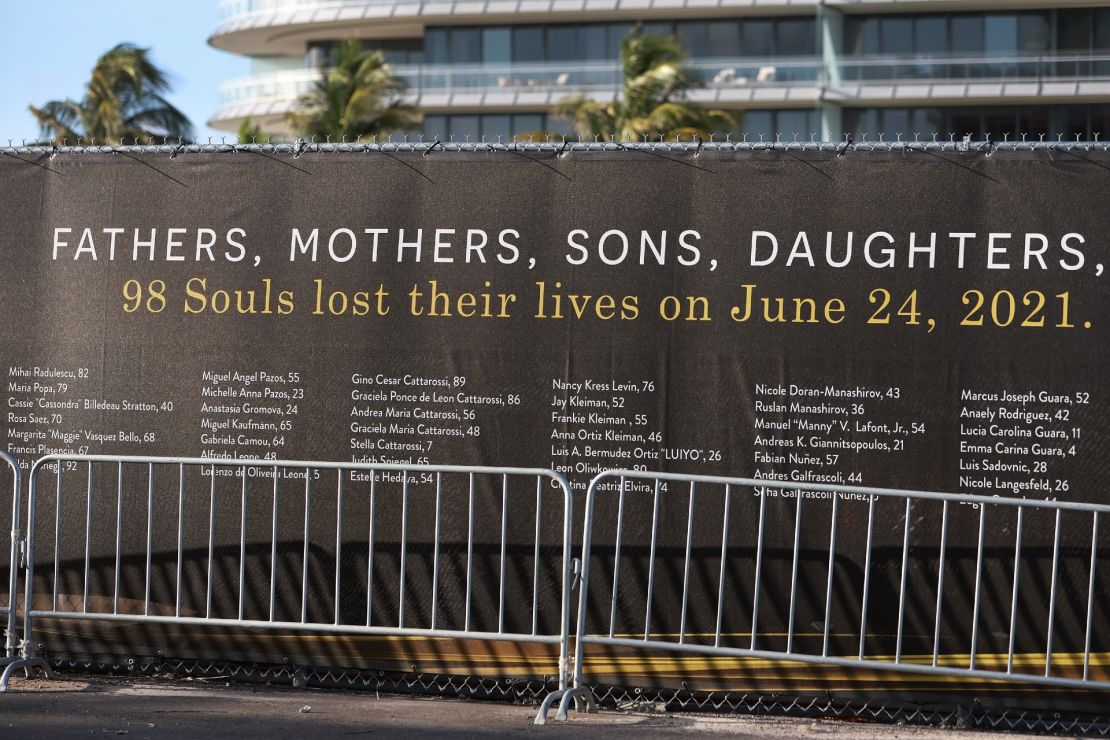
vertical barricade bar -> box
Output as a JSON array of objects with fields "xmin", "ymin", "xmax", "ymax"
[
  {"xmin": 431, "ymin": 473, "xmax": 441, "ymax": 631},
  {"xmin": 239, "ymin": 468, "xmax": 247, "ymax": 621},
  {"xmin": 146, "ymin": 464, "xmax": 154, "ymax": 618},
  {"xmin": 751, "ymin": 487, "xmax": 765, "ymax": 652},
  {"xmin": 83, "ymin": 464, "xmax": 92, "ymax": 614},
  {"xmin": 206, "ymin": 465, "xmax": 215, "ymax": 619},
  {"xmin": 858, "ymin": 494, "xmax": 875, "ymax": 660},
  {"xmin": 530, "ymin": 476, "xmax": 541, "ymax": 637},
  {"xmin": 113, "ymin": 465, "xmax": 121, "ymax": 616},
  {"xmin": 52, "ymin": 469, "xmax": 60, "ymax": 614},
  {"xmin": 175, "ymin": 464, "xmax": 183, "ymax": 618},
  {"xmin": 365, "ymin": 473, "xmax": 375, "ymax": 628},
  {"xmin": 302, "ymin": 470, "xmax": 312, "ymax": 625},
  {"xmin": 2, "ymin": 452, "xmax": 21, "ymax": 661},
  {"xmin": 557, "ymin": 470, "xmax": 573, "ymax": 692},
  {"xmin": 335, "ymin": 471, "xmax": 344, "ymax": 627},
  {"xmin": 270, "ymin": 466, "xmax": 279, "ymax": 623}
]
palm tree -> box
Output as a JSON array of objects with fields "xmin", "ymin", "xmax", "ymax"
[
  {"xmin": 237, "ymin": 117, "xmax": 269, "ymax": 143},
  {"xmin": 555, "ymin": 28, "xmax": 737, "ymax": 141},
  {"xmin": 30, "ymin": 43, "xmax": 192, "ymax": 144},
  {"xmin": 287, "ymin": 39, "xmax": 420, "ymax": 140}
]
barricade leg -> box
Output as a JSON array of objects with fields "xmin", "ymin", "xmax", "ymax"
[
  {"xmin": 0, "ymin": 653, "xmax": 54, "ymax": 691},
  {"xmin": 533, "ymin": 686, "xmax": 595, "ymax": 725},
  {"xmin": 533, "ymin": 689, "xmax": 568, "ymax": 724}
]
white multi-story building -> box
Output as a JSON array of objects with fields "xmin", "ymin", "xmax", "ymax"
[{"xmin": 209, "ymin": 1, "xmax": 1110, "ymax": 141}]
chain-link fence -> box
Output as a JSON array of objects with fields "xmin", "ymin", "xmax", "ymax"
[{"xmin": 49, "ymin": 656, "xmax": 1110, "ymax": 736}]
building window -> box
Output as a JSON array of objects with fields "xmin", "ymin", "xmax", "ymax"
[
  {"xmin": 374, "ymin": 18, "xmax": 817, "ymax": 70},
  {"xmin": 1017, "ymin": 12, "xmax": 1051, "ymax": 53},
  {"xmin": 706, "ymin": 21, "xmax": 740, "ymax": 59},
  {"xmin": 305, "ymin": 39, "xmax": 424, "ymax": 67},
  {"xmin": 420, "ymin": 110, "xmax": 808, "ymax": 139},
  {"xmin": 449, "ymin": 28, "xmax": 481, "ymax": 64},
  {"xmin": 513, "ymin": 27, "xmax": 545, "ymax": 63},
  {"xmin": 547, "ymin": 26, "xmax": 578, "ymax": 63},
  {"xmin": 741, "ymin": 19, "xmax": 775, "ymax": 56},
  {"xmin": 984, "ymin": 14, "xmax": 1018, "ymax": 55},
  {"xmin": 844, "ymin": 9, "xmax": 1110, "ymax": 58},
  {"xmin": 580, "ymin": 25, "xmax": 608, "ymax": 61},
  {"xmin": 914, "ymin": 17, "xmax": 947, "ymax": 55},
  {"xmin": 1057, "ymin": 9, "xmax": 1092, "ymax": 52},
  {"xmin": 482, "ymin": 28, "xmax": 511, "ymax": 65},
  {"xmin": 950, "ymin": 15, "xmax": 985, "ymax": 54},
  {"xmin": 879, "ymin": 17, "xmax": 912, "ymax": 55}
]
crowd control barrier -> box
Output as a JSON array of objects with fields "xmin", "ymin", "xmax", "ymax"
[
  {"xmin": 539, "ymin": 470, "xmax": 1110, "ymax": 723},
  {"xmin": 8, "ymin": 457, "xmax": 1110, "ymax": 723},
  {"xmin": 3, "ymin": 455, "xmax": 574, "ymax": 691},
  {"xmin": 0, "ymin": 452, "xmax": 51, "ymax": 683}
]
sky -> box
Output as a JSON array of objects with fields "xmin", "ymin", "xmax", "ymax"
[{"xmin": 0, "ymin": 1, "xmax": 247, "ymax": 142}]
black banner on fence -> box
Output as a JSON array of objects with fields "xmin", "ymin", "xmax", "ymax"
[{"xmin": 2, "ymin": 150, "xmax": 1107, "ymax": 695}]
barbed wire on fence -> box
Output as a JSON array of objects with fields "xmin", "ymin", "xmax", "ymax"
[{"xmin": 2, "ymin": 132, "xmax": 1110, "ymax": 157}]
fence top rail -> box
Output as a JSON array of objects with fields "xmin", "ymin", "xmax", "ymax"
[
  {"xmin": 29, "ymin": 453, "xmax": 570, "ymax": 491},
  {"xmin": 588, "ymin": 468, "xmax": 1110, "ymax": 514},
  {"xmin": 3, "ymin": 139, "xmax": 1110, "ymax": 156}
]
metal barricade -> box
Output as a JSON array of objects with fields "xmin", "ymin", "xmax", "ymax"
[
  {"xmin": 0, "ymin": 451, "xmax": 52, "ymax": 683},
  {"xmin": 4, "ymin": 455, "xmax": 574, "ymax": 691},
  {"xmin": 0, "ymin": 452, "xmax": 18, "ymax": 668},
  {"xmin": 539, "ymin": 469, "xmax": 1110, "ymax": 723}
]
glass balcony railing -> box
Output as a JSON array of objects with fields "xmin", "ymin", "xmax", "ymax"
[
  {"xmin": 837, "ymin": 52, "xmax": 1110, "ymax": 83},
  {"xmin": 220, "ymin": 0, "xmax": 387, "ymax": 20},
  {"xmin": 217, "ymin": 58, "xmax": 824, "ymax": 106},
  {"xmin": 215, "ymin": 53, "xmax": 1110, "ymax": 112},
  {"xmin": 218, "ymin": 0, "xmax": 784, "ymax": 20}
]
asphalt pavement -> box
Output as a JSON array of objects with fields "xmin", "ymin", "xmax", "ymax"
[{"xmin": 0, "ymin": 675, "xmax": 1039, "ymax": 739}]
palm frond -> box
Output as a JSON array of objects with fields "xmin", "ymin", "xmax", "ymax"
[
  {"xmin": 28, "ymin": 43, "xmax": 191, "ymax": 144},
  {"xmin": 557, "ymin": 27, "xmax": 728, "ymax": 141},
  {"xmin": 28, "ymin": 101, "xmax": 84, "ymax": 144},
  {"xmin": 287, "ymin": 39, "xmax": 420, "ymax": 139}
]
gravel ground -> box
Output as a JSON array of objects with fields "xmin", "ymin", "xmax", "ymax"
[{"xmin": 0, "ymin": 675, "xmax": 1039, "ymax": 739}]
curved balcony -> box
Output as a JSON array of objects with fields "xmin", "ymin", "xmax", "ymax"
[
  {"xmin": 211, "ymin": 0, "xmax": 818, "ymax": 56},
  {"xmin": 209, "ymin": 52, "xmax": 1110, "ymax": 132},
  {"xmin": 210, "ymin": 58, "xmax": 824, "ymax": 131}
]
